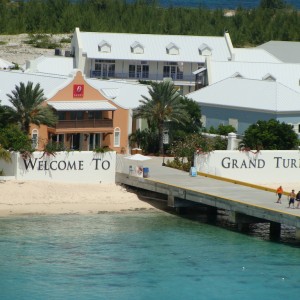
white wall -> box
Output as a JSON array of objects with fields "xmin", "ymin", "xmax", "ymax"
[
  {"xmin": 195, "ymin": 150, "xmax": 300, "ymax": 186},
  {"xmin": 0, "ymin": 151, "xmax": 116, "ymax": 183}
]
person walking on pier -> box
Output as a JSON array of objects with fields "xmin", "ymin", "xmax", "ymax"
[
  {"xmin": 288, "ymin": 190, "xmax": 296, "ymax": 208},
  {"xmin": 276, "ymin": 186, "xmax": 283, "ymax": 203}
]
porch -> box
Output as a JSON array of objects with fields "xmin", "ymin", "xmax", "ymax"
[{"xmin": 55, "ymin": 119, "xmax": 113, "ymax": 129}]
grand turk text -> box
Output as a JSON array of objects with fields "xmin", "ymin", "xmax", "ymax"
[{"xmin": 221, "ymin": 157, "xmax": 298, "ymax": 169}]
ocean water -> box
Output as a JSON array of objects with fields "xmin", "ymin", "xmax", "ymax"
[
  {"xmin": 156, "ymin": 0, "xmax": 300, "ymax": 9},
  {"xmin": 1, "ymin": 211, "xmax": 300, "ymax": 300}
]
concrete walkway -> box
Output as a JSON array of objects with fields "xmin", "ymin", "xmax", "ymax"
[{"xmin": 117, "ymin": 155, "xmax": 300, "ymax": 226}]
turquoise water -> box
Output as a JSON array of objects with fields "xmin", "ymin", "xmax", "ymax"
[{"xmin": 1, "ymin": 212, "xmax": 300, "ymax": 300}]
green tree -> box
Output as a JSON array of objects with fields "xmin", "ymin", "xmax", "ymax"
[
  {"xmin": 0, "ymin": 124, "xmax": 33, "ymax": 152},
  {"xmin": 3, "ymin": 81, "xmax": 57, "ymax": 134},
  {"xmin": 171, "ymin": 96, "xmax": 202, "ymax": 138},
  {"xmin": 208, "ymin": 124, "xmax": 236, "ymax": 135},
  {"xmin": 0, "ymin": 101, "xmax": 8, "ymax": 128},
  {"xmin": 134, "ymin": 81, "xmax": 189, "ymax": 155},
  {"xmin": 242, "ymin": 119, "xmax": 298, "ymax": 150}
]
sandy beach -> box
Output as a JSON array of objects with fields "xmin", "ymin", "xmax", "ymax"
[
  {"xmin": 0, "ymin": 180, "xmax": 159, "ymax": 217},
  {"xmin": 0, "ymin": 35, "xmax": 159, "ymax": 216}
]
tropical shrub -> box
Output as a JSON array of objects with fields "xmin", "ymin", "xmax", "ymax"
[{"xmin": 242, "ymin": 119, "xmax": 298, "ymax": 150}]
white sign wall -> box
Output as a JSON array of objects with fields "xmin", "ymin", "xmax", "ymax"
[
  {"xmin": 1, "ymin": 151, "xmax": 116, "ymax": 183},
  {"xmin": 195, "ymin": 150, "xmax": 300, "ymax": 186}
]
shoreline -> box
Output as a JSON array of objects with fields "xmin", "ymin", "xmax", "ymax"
[
  {"xmin": 0, "ymin": 180, "xmax": 161, "ymax": 217},
  {"xmin": 1, "ymin": 178, "xmax": 298, "ymax": 217}
]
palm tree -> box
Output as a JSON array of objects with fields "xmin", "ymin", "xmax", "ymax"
[
  {"xmin": 134, "ymin": 81, "xmax": 189, "ymax": 155},
  {"xmin": 3, "ymin": 81, "xmax": 57, "ymax": 134}
]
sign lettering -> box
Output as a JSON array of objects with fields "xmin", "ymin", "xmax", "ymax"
[
  {"xmin": 23, "ymin": 158, "xmax": 110, "ymax": 171},
  {"xmin": 220, "ymin": 156, "xmax": 299, "ymax": 169}
]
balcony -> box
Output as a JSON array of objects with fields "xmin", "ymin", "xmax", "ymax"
[
  {"xmin": 55, "ymin": 119, "xmax": 113, "ymax": 129},
  {"xmin": 90, "ymin": 71, "xmax": 197, "ymax": 83}
]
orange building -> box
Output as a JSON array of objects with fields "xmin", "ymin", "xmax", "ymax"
[{"xmin": 31, "ymin": 71, "xmax": 129, "ymax": 153}]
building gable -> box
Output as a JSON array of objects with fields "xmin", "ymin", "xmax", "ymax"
[
  {"xmin": 98, "ymin": 40, "xmax": 111, "ymax": 53},
  {"xmin": 199, "ymin": 43, "xmax": 212, "ymax": 56},
  {"xmin": 131, "ymin": 41, "xmax": 144, "ymax": 54},
  {"xmin": 166, "ymin": 42, "xmax": 179, "ymax": 55},
  {"xmin": 262, "ymin": 73, "xmax": 276, "ymax": 81},
  {"xmin": 232, "ymin": 72, "xmax": 243, "ymax": 78},
  {"xmin": 48, "ymin": 71, "xmax": 109, "ymax": 102}
]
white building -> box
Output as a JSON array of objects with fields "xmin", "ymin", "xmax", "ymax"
[
  {"xmin": 187, "ymin": 77, "xmax": 300, "ymax": 135},
  {"xmin": 70, "ymin": 27, "xmax": 233, "ymax": 95}
]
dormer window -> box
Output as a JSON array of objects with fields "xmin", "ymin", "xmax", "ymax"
[
  {"xmin": 131, "ymin": 41, "xmax": 144, "ymax": 54},
  {"xmin": 232, "ymin": 72, "xmax": 243, "ymax": 78},
  {"xmin": 98, "ymin": 40, "xmax": 111, "ymax": 53},
  {"xmin": 262, "ymin": 73, "xmax": 276, "ymax": 81},
  {"xmin": 199, "ymin": 43, "xmax": 212, "ymax": 56},
  {"xmin": 166, "ymin": 42, "xmax": 179, "ymax": 55}
]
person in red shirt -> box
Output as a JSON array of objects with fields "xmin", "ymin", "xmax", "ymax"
[{"xmin": 276, "ymin": 186, "xmax": 283, "ymax": 203}]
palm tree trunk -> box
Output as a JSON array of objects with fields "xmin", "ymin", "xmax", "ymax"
[{"xmin": 23, "ymin": 121, "xmax": 30, "ymax": 135}]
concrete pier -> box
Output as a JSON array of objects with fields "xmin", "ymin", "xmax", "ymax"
[{"xmin": 116, "ymin": 156, "xmax": 300, "ymax": 240}]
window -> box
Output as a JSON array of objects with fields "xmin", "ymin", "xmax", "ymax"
[
  {"xmin": 166, "ymin": 43, "xmax": 179, "ymax": 55},
  {"xmin": 114, "ymin": 127, "xmax": 120, "ymax": 147},
  {"xmin": 287, "ymin": 123, "xmax": 299, "ymax": 134},
  {"xmin": 77, "ymin": 112, "xmax": 84, "ymax": 120},
  {"xmin": 128, "ymin": 63, "xmax": 149, "ymax": 79},
  {"xmin": 58, "ymin": 112, "xmax": 66, "ymax": 120},
  {"xmin": 262, "ymin": 73, "xmax": 276, "ymax": 81},
  {"xmin": 95, "ymin": 63, "xmax": 101, "ymax": 72},
  {"xmin": 130, "ymin": 42, "xmax": 144, "ymax": 54},
  {"xmin": 94, "ymin": 60, "xmax": 115, "ymax": 78},
  {"xmin": 163, "ymin": 62, "xmax": 183, "ymax": 80},
  {"xmin": 229, "ymin": 118, "xmax": 238, "ymax": 131},
  {"xmin": 98, "ymin": 40, "xmax": 111, "ymax": 53},
  {"xmin": 32, "ymin": 129, "xmax": 39, "ymax": 149},
  {"xmin": 88, "ymin": 111, "xmax": 102, "ymax": 119},
  {"xmin": 200, "ymin": 115, "xmax": 206, "ymax": 128},
  {"xmin": 198, "ymin": 43, "xmax": 212, "ymax": 56},
  {"xmin": 71, "ymin": 112, "xmax": 83, "ymax": 120},
  {"xmin": 89, "ymin": 133, "xmax": 101, "ymax": 150},
  {"xmin": 129, "ymin": 65, "xmax": 136, "ymax": 78},
  {"xmin": 51, "ymin": 134, "xmax": 64, "ymax": 143}
]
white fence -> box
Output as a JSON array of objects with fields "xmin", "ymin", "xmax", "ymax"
[
  {"xmin": 195, "ymin": 150, "xmax": 300, "ymax": 187},
  {"xmin": 0, "ymin": 151, "xmax": 116, "ymax": 183}
]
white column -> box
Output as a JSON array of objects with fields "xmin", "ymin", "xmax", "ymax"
[{"xmin": 227, "ymin": 132, "xmax": 237, "ymax": 150}]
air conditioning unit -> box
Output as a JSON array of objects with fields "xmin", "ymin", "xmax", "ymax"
[{"xmin": 54, "ymin": 48, "xmax": 62, "ymax": 56}]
